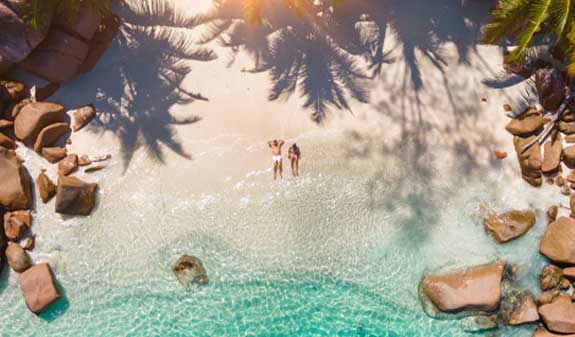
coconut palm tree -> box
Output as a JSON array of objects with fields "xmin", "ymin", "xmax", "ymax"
[{"xmin": 482, "ymin": 0, "xmax": 575, "ymax": 74}]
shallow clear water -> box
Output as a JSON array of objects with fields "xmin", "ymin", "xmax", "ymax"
[{"xmin": 0, "ymin": 128, "xmax": 558, "ymax": 337}]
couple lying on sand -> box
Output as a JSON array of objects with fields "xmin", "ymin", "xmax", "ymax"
[{"xmin": 267, "ymin": 139, "xmax": 300, "ymax": 180}]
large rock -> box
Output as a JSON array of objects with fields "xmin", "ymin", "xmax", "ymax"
[
  {"xmin": 5, "ymin": 242, "xmax": 31, "ymax": 273},
  {"xmin": 0, "ymin": 2, "xmax": 52, "ymax": 73},
  {"xmin": 506, "ymin": 113, "xmax": 544, "ymax": 136},
  {"xmin": 535, "ymin": 68, "xmax": 567, "ymax": 110},
  {"xmin": 508, "ymin": 293, "xmax": 539, "ymax": 325},
  {"xmin": 20, "ymin": 29, "xmax": 90, "ymax": 83},
  {"xmin": 80, "ymin": 14, "xmax": 121, "ymax": 74},
  {"xmin": 55, "ymin": 175, "xmax": 98, "ymax": 215},
  {"xmin": 514, "ymin": 135, "xmax": 543, "ymax": 186},
  {"xmin": 0, "ymin": 147, "xmax": 32, "ymax": 210},
  {"xmin": 565, "ymin": 145, "xmax": 575, "ymax": 166},
  {"xmin": 14, "ymin": 102, "xmax": 66, "ymax": 142},
  {"xmin": 172, "ymin": 255, "xmax": 209, "ymax": 290},
  {"xmin": 18, "ymin": 263, "xmax": 60, "ymax": 314},
  {"xmin": 54, "ymin": 4, "xmax": 102, "ymax": 41},
  {"xmin": 540, "ymin": 217, "xmax": 575, "ymax": 265},
  {"xmin": 534, "ymin": 326, "xmax": 575, "ymax": 337},
  {"xmin": 71, "ymin": 105, "xmax": 96, "ymax": 132},
  {"xmin": 33, "ymin": 122, "xmax": 70, "ymax": 152},
  {"xmin": 483, "ymin": 209, "xmax": 536, "ymax": 243},
  {"xmin": 543, "ymin": 136, "xmax": 563, "ymax": 173},
  {"xmin": 36, "ymin": 170, "xmax": 56, "ymax": 203},
  {"xmin": 539, "ymin": 295, "xmax": 575, "ymax": 334},
  {"xmin": 421, "ymin": 261, "xmax": 505, "ymax": 313},
  {"xmin": 0, "ymin": 132, "xmax": 16, "ymax": 149},
  {"xmin": 41, "ymin": 146, "xmax": 67, "ymax": 163},
  {"xmin": 541, "ymin": 264, "xmax": 563, "ymax": 291},
  {"xmin": 58, "ymin": 153, "xmax": 78, "ymax": 176}
]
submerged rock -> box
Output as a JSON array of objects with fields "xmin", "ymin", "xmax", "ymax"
[
  {"xmin": 172, "ymin": 255, "xmax": 209, "ymax": 290},
  {"xmin": 508, "ymin": 293, "xmax": 539, "ymax": 325},
  {"xmin": 483, "ymin": 209, "xmax": 536, "ymax": 243},
  {"xmin": 539, "ymin": 295, "xmax": 575, "ymax": 334},
  {"xmin": 18, "ymin": 263, "xmax": 60, "ymax": 314},
  {"xmin": 55, "ymin": 175, "xmax": 98, "ymax": 215},
  {"xmin": 540, "ymin": 217, "xmax": 575, "ymax": 265},
  {"xmin": 421, "ymin": 261, "xmax": 505, "ymax": 313},
  {"xmin": 534, "ymin": 326, "xmax": 575, "ymax": 336},
  {"xmin": 460, "ymin": 315, "xmax": 498, "ymax": 332},
  {"xmin": 0, "ymin": 147, "xmax": 32, "ymax": 210},
  {"xmin": 541, "ymin": 265, "xmax": 563, "ymax": 291}
]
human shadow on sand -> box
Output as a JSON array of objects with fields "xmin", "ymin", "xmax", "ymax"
[{"xmin": 52, "ymin": 0, "xmax": 217, "ymax": 170}]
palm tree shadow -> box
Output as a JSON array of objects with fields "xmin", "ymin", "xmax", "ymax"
[
  {"xmin": 54, "ymin": 0, "xmax": 216, "ymax": 170},
  {"xmin": 204, "ymin": 0, "xmax": 496, "ymax": 122}
]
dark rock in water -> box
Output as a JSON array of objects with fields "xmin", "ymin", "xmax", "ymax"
[
  {"xmin": 543, "ymin": 136, "xmax": 563, "ymax": 173},
  {"xmin": 514, "ymin": 135, "xmax": 543, "ymax": 186},
  {"xmin": 14, "ymin": 102, "xmax": 66, "ymax": 142},
  {"xmin": 507, "ymin": 293, "xmax": 539, "ymax": 325},
  {"xmin": 172, "ymin": 255, "xmax": 208, "ymax": 290},
  {"xmin": 534, "ymin": 325, "xmax": 575, "ymax": 336},
  {"xmin": 421, "ymin": 261, "xmax": 505, "ymax": 313},
  {"xmin": 36, "ymin": 170, "xmax": 56, "ymax": 203},
  {"xmin": 41, "ymin": 146, "xmax": 67, "ymax": 163},
  {"xmin": 71, "ymin": 105, "xmax": 96, "ymax": 132},
  {"xmin": 18, "ymin": 263, "xmax": 60, "ymax": 314},
  {"xmin": 535, "ymin": 68, "xmax": 567, "ymax": 110},
  {"xmin": 0, "ymin": 147, "xmax": 32, "ymax": 210},
  {"xmin": 55, "ymin": 175, "xmax": 98, "ymax": 215},
  {"xmin": 506, "ymin": 113, "xmax": 544, "ymax": 136},
  {"xmin": 541, "ymin": 264, "xmax": 563, "ymax": 291},
  {"xmin": 5, "ymin": 242, "xmax": 31, "ymax": 273},
  {"xmin": 539, "ymin": 290, "xmax": 561, "ymax": 305},
  {"xmin": 58, "ymin": 154, "xmax": 78, "ymax": 176},
  {"xmin": 540, "ymin": 217, "xmax": 575, "ymax": 265},
  {"xmin": 460, "ymin": 315, "xmax": 498, "ymax": 332},
  {"xmin": 548, "ymin": 205, "xmax": 559, "ymax": 222},
  {"xmin": 483, "ymin": 209, "xmax": 535, "ymax": 243},
  {"xmin": 539, "ymin": 295, "xmax": 575, "ymax": 334}
]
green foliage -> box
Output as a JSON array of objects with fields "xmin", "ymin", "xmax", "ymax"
[
  {"xmin": 25, "ymin": 0, "xmax": 110, "ymax": 30},
  {"xmin": 482, "ymin": 0, "xmax": 575, "ymax": 75}
]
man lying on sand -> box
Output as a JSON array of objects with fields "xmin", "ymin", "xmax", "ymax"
[
  {"xmin": 267, "ymin": 139, "xmax": 284, "ymax": 180},
  {"xmin": 288, "ymin": 143, "xmax": 300, "ymax": 177}
]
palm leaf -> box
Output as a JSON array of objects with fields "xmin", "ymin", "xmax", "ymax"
[
  {"xmin": 549, "ymin": 0, "xmax": 571, "ymax": 39},
  {"xmin": 482, "ymin": 0, "xmax": 530, "ymax": 44},
  {"xmin": 506, "ymin": 0, "xmax": 553, "ymax": 63}
]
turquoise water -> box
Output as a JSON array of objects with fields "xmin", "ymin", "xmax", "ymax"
[{"xmin": 0, "ymin": 131, "xmax": 552, "ymax": 336}]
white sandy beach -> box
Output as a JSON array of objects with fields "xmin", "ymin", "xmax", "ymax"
[{"xmin": 0, "ymin": 1, "xmax": 564, "ymax": 336}]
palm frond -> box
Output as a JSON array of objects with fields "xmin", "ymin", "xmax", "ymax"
[
  {"xmin": 506, "ymin": 0, "xmax": 553, "ymax": 63},
  {"xmin": 550, "ymin": 0, "xmax": 571, "ymax": 39},
  {"xmin": 482, "ymin": 0, "xmax": 530, "ymax": 44}
]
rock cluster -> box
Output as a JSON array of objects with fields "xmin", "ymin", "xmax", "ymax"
[
  {"xmin": 0, "ymin": 0, "xmax": 120, "ymax": 83},
  {"xmin": 0, "ymin": 77, "xmax": 110, "ymax": 314}
]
